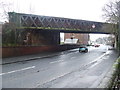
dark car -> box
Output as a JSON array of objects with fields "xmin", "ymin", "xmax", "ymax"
[
  {"xmin": 79, "ymin": 46, "xmax": 88, "ymax": 53},
  {"xmin": 94, "ymin": 44, "xmax": 100, "ymax": 47}
]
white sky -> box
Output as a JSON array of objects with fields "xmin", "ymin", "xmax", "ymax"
[
  {"xmin": 0, "ymin": 0, "xmax": 114, "ymax": 22},
  {"xmin": 89, "ymin": 34, "xmax": 110, "ymax": 41}
]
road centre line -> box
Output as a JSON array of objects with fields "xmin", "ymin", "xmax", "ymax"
[
  {"xmin": 50, "ymin": 60, "xmax": 64, "ymax": 64},
  {"xmin": 0, "ymin": 66, "xmax": 35, "ymax": 76},
  {"xmin": 87, "ymin": 51, "xmax": 109, "ymax": 69},
  {"xmin": 71, "ymin": 57, "xmax": 76, "ymax": 59}
]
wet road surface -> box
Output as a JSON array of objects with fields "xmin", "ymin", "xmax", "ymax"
[{"xmin": 2, "ymin": 45, "xmax": 118, "ymax": 88}]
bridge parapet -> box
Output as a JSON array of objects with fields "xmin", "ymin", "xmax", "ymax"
[{"xmin": 8, "ymin": 12, "xmax": 113, "ymax": 34}]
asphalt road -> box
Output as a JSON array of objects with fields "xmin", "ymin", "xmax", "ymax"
[{"xmin": 2, "ymin": 45, "xmax": 119, "ymax": 88}]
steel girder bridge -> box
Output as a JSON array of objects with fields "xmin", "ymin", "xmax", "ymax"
[{"xmin": 8, "ymin": 12, "xmax": 114, "ymax": 34}]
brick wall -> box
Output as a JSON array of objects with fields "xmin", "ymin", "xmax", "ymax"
[
  {"xmin": 64, "ymin": 33, "xmax": 89, "ymax": 45},
  {"xmin": 18, "ymin": 30, "xmax": 60, "ymax": 46},
  {"xmin": 2, "ymin": 45, "xmax": 80, "ymax": 58}
]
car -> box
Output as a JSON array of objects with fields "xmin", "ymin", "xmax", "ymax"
[
  {"xmin": 94, "ymin": 44, "xmax": 100, "ymax": 47},
  {"xmin": 79, "ymin": 46, "xmax": 88, "ymax": 53}
]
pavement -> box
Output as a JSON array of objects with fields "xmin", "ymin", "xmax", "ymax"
[{"xmin": 2, "ymin": 48, "xmax": 78, "ymax": 65}]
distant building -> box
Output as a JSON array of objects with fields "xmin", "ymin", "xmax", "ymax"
[
  {"xmin": 0, "ymin": 22, "xmax": 4, "ymax": 24},
  {"xmin": 64, "ymin": 33, "xmax": 89, "ymax": 45},
  {"xmin": 64, "ymin": 38, "xmax": 79, "ymax": 44}
]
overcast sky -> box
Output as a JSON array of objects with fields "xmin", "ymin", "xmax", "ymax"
[{"xmin": 0, "ymin": 0, "xmax": 114, "ymax": 22}]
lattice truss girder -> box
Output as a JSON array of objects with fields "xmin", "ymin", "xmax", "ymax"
[
  {"xmin": 20, "ymin": 14, "xmax": 103, "ymax": 30},
  {"xmin": 9, "ymin": 12, "xmax": 104, "ymax": 31}
]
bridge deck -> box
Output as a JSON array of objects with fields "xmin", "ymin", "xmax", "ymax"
[{"xmin": 9, "ymin": 12, "xmax": 113, "ymax": 34}]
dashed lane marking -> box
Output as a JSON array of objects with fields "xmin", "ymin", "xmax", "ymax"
[
  {"xmin": 0, "ymin": 66, "xmax": 35, "ymax": 76},
  {"xmin": 50, "ymin": 60, "xmax": 64, "ymax": 64}
]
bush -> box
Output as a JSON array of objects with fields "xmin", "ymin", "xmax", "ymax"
[{"xmin": 2, "ymin": 22, "xmax": 16, "ymax": 46}]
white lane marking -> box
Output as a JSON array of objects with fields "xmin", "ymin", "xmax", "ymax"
[
  {"xmin": 37, "ymin": 72, "xmax": 70, "ymax": 87},
  {"xmin": 0, "ymin": 66, "xmax": 35, "ymax": 76},
  {"xmin": 50, "ymin": 60, "xmax": 64, "ymax": 64},
  {"xmin": 71, "ymin": 57, "xmax": 76, "ymax": 59},
  {"xmin": 92, "ymin": 52, "xmax": 107, "ymax": 62},
  {"xmin": 88, "ymin": 51, "xmax": 110, "ymax": 69}
]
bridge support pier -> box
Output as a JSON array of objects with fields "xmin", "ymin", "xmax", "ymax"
[
  {"xmin": 16, "ymin": 29, "xmax": 60, "ymax": 46},
  {"xmin": 39, "ymin": 30, "xmax": 60, "ymax": 45}
]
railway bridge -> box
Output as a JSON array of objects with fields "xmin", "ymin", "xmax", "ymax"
[
  {"xmin": 8, "ymin": 12, "xmax": 114, "ymax": 45},
  {"xmin": 2, "ymin": 12, "xmax": 115, "ymax": 57}
]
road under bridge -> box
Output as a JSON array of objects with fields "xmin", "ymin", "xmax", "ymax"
[{"xmin": 2, "ymin": 12, "xmax": 116, "ymax": 57}]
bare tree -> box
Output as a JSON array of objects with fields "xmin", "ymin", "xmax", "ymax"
[
  {"xmin": 102, "ymin": 0, "xmax": 120, "ymax": 50},
  {"xmin": 102, "ymin": 1, "xmax": 120, "ymax": 34},
  {"xmin": 102, "ymin": 0, "xmax": 119, "ymax": 24},
  {"xmin": 0, "ymin": 0, "xmax": 13, "ymax": 22}
]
